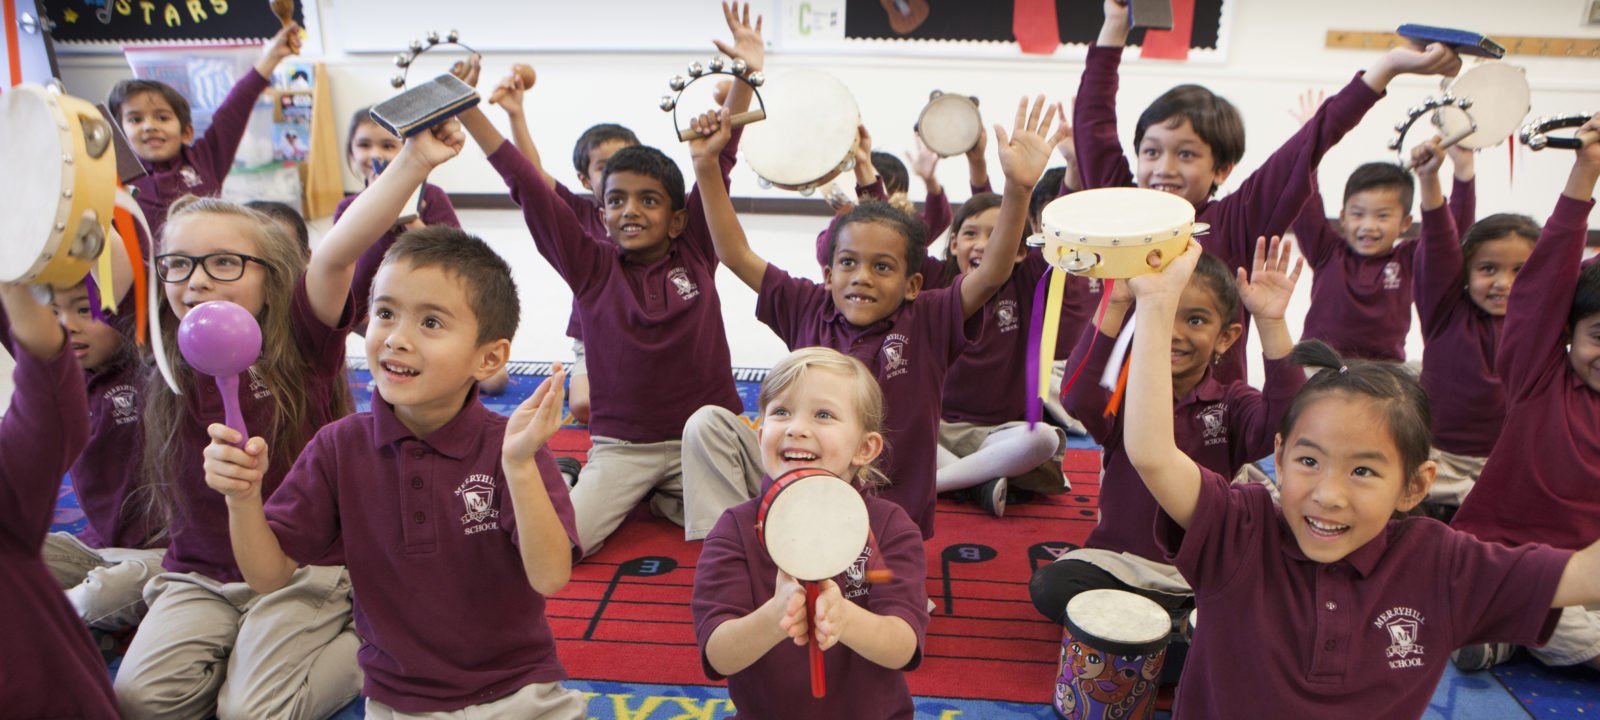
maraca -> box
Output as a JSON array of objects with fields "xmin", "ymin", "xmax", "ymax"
[{"xmin": 177, "ymin": 301, "xmax": 262, "ymax": 446}]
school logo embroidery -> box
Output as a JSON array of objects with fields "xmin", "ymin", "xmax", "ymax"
[
  {"xmin": 246, "ymin": 366, "xmax": 271, "ymax": 400},
  {"xmin": 668, "ymin": 267, "xmax": 699, "ymax": 301},
  {"xmin": 1374, "ymin": 607, "xmax": 1426, "ymax": 669},
  {"xmin": 996, "ymin": 300, "xmax": 1019, "ymax": 334},
  {"xmin": 1382, "ymin": 261, "xmax": 1402, "ymax": 291},
  {"xmin": 842, "ymin": 546, "xmax": 872, "ymax": 600},
  {"xmin": 881, "ymin": 333, "xmax": 911, "ymax": 379},
  {"xmin": 1196, "ymin": 404, "xmax": 1227, "ymax": 447},
  {"xmin": 455, "ymin": 474, "xmax": 499, "ymax": 535},
  {"xmin": 179, "ymin": 166, "xmax": 202, "ymax": 188},
  {"xmin": 103, "ymin": 385, "xmax": 139, "ymax": 426}
]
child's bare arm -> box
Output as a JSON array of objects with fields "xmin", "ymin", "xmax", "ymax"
[
  {"xmin": 689, "ymin": 109, "xmax": 769, "ymax": 290},
  {"xmin": 203, "ymin": 425, "xmax": 299, "ymax": 593},
  {"xmin": 966, "ymin": 123, "xmax": 990, "ymax": 192},
  {"xmin": 252, "ymin": 22, "xmax": 300, "ymax": 80},
  {"xmin": 1124, "ymin": 243, "xmax": 1207, "ymax": 529},
  {"xmin": 306, "ymin": 120, "xmax": 464, "ymax": 326},
  {"xmin": 504, "ymin": 364, "xmax": 575, "ymax": 594},
  {"xmin": 705, "ymin": 570, "xmax": 804, "ymax": 676},
  {"xmin": 1237, "ymin": 236, "xmax": 1304, "ymax": 361},
  {"xmin": 908, "ymin": 136, "xmax": 941, "ymax": 197},
  {"xmin": 0, "ymin": 284, "xmax": 65, "ymax": 360},
  {"xmin": 1362, "ymin": 42, "xmax": 1462, "ymax": 93},
  {"xmin": 491, "ymin": 71, "xmax": 559, "ymax": 192},
  {"xmin": 1097, "ymin": 0, "xmax": 1130, "ymax": 47},
  {"xmin": 1563, "ymin": 114, "xmax": 1600, "ymax": 201},
  {"xmin": 812, "ymin": 580, "xmax": 918, "ymax": 669},
  {"xmin": 1553, "ymin": 538, "xmax": 1600, "ymax": 608}
]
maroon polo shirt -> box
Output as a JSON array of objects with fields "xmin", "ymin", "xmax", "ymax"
[
  {"xmin": 130, "ymin": 68, "xmax": 271, "ymax": 236},
  {"xmin": 161, "ymin": 276, "xmax": 354, "ymax": 582},
  {"xmin": 1074, "ymin": 45, "xmax": 1381, "ymax": 384},
  {"xmin": 264, "ymin": 391, "xmax": 579, "ymax": 712},
  {"xmin": 756, "ymin": 265, "xmax": 981, "ymax": 537},
  {"xmin": 1452, "ymin": 195, "xmax": 1600, "ymax": 550},
  {"xmin": 1159, "ymin": 468, "xmax": 1568, "ymax": 718},
  {"xmin": 552, "ymin": 182, "xmax": 611, "ymax": 341},
  {"xmin": 692, "ymin": 478, "xmax": 928, "ymax": 720},
  {"xmin": 1064, "ymin": 321, "xmax": 1301, "ymax": 561},
  {"xmin": 0, "ymin": 332, "xmax": 116, "ymax": 718},
  {"xmin": 487, "ymin": 138, "xmax": 742, "ymax": 443},
  {"xmin": 1414, "ymin": 204, "xmax": 1505, "ymax": 457},
  {"xmin": 342, "ymin": 183, "xmax": 460, "ymax": 334}
]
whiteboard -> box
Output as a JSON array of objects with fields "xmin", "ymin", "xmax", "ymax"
[{"xmin": 333, "ymin": 0, "xmax": 777, "ymax": 53}]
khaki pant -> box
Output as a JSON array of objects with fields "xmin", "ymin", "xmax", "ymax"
[
  {"xmin": 1528, "ymin": 603, "xmax": 1600, "ymax": 667},
  {"xmin": 365, "ymin": 680, "xmax": 587, "ymax": 720},
  {"xmin": 40, "ymin": 531, "xmax": 165, "ymax": 630},
  {"xmin": 1426, "ymin": 446, "xmax": 1485, "ymax": 507},
  {"xmin": 113, "ymin": 566, "xmax": 362, "ymax": 720},
  {"xmin": 569, "ymin": 436, "xmax": 689, "ymax": 555},
  {"xmin": 679, "ymin": 405, "xmax": 764, "ymax": 541}
]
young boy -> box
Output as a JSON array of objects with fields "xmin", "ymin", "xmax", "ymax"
[
  {"xmin": 681, "ymin": 96, "xmax": 1065, "ymax": 538},
  {"xmin": 204, "ymin": 228, "xmax": 586, "ymax": 716},
  {"xmin": 0, "ymin": 280, "xmax": 115, "ymax": 718},
  {"xmin": 463, "ymin": 2, "xmax": 764, "ymax": 554},
  {"xmin": 109, "ymin": 22, "xmax": 299, "ymax": 235},
  {"xmin": 1449, "ymin": 114, "xmax": 1600, "ymax": 673},
  {"xmin": 1075, "ymin": 0, "xmax": 1460, "ymax": 383}
]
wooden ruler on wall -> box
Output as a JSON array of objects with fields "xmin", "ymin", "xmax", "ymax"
[{"xmin": 1327, "ymin": 30, "xmax": 1600, "ymax": 58}]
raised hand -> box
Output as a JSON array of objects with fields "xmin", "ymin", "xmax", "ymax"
[
  {"xmin": 809, "ymin": 579, "xmax": 851, "ymax": 650},
  {"xmin": 995, "ymin": 95, "xmax": 1070, "ymax": 190},
  {"xmin": 398, "ymin": 117, "xmax": 466, "ymax": 170},
  {"xmin": 1410, "ymin": 136, "xmax": 1445, "ymax": 177},
  {"xmin": 908, "ymin": 135, "xmax": 940, "ymax": 185},
  {"xmin": 503, "ymin": 362, "xmax": 567, "ymax": 468},
  {"xmin": 256, "ymin": 22, "xmax": 301, "ymax": 75},
  {"xmin": 1287, "ymin": 89, "xmax": 1326, "ymax": 127},
  {"xmin": 713, "ymin": 1, "xmax": 765, "ymax": 73},
  {"xmin": 491, "ymin": 71, "xmax": 529, "ymax": 115},
  {"xmin": 203, "ymin": 423, "xmax": 270, "ymax": 501},
  {"xmin": 1235, "ymin": 236, "xmax": 1303, "ymax": 322},
  {"xmin": 1127, "ymin": 241, "xmax": 1203, "ymax": 303},
  {"xmin": 688, "ymin": 108, "xmax": 734, "ymax": 164}
]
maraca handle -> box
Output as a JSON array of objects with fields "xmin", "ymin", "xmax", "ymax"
[
  {"xmin": 678, "ymin": 109, "xmax": 767, "ymax": 142},
  {"xmin": 806, "ymin": 580, "xmax": 824, "ymax": 698},
  {"xmin": 215, "ymin": 374, "xmax": 249, "ymax": 448}
]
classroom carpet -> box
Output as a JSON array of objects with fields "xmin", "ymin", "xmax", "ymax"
[{"xmin": 50, "ymin": 362, "xmax": 1599, "ymax": 719}]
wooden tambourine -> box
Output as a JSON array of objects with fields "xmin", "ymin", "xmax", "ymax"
[
  {"xmin": 1389, "ymin": 61, "xmax": 1529, "ymax": 167},
  {"xmin": 740, "ymin": 70, "xmax": 861, "ymax": 196},
  {"xmin": 1028, "ymin": 188, "xmax": 1206, "ymax": 279},
  {"xmin": 659, "ymin": 56, "xmax": 767, "ymax": 142},
  {"xmin": 1519, "ymin": 113, "xmax": 1600, "ymax": 151},
  {"xmin": 915, "ymin": 90, "xmax": 982, "ymax": 157},
  {"xmin": 0, "ymin": 84, "xmax": 116, "ymax": 287},
  {"xmin": 756, "ymin": 467, "xmax": 871, "ymax": 698}
]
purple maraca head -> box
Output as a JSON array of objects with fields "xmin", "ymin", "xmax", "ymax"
[{"xmin": 178, "ymin": 300, "xmax": 263, "ymax": 378}]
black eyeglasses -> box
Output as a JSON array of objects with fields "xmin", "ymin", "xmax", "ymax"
[{"xmin": 154, "ymin": 252, "xmax": 268, "ymax": 283}]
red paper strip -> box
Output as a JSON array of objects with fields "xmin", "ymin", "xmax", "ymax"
[
  {"xmin": 1139, "ymin": 0, "xmax": 1194, "ymax": 61},
  {"xmin": 1013, "ymin": 0, "xmax": 1061, "ymax": 55}
]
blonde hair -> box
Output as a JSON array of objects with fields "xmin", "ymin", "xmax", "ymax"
[
  {"xmin": 758, "ymin": 347, "xmax": 889, "ymax": 488},
  {"xmin": 138, "ymin": 196, "xmax": 353, "ymax": 539}
]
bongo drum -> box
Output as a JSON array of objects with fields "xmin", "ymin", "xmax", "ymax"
[
  {"xmin": 1054, "ymin": 589, "xmax": 1171, "ymax": 720},
  {"xmin": 915, "ymin": 91, "xmax": 982, "ymax": 157},
  {"xmin": 741, "ymin": 70, "xmax": 860, "ymax": 196},
  {"xmin": 756, "ymin": 467, "xmax": 871, "ymax": 698},
  {"xmin": 1389, "ymin": 60, "xmax": 1530, "ymax": 165},
  {"xmin": 1029, "ymin": 188, "xmax": 1206, "ymax": 279},
  {"xmin": 0, "ymin": 84, "xmax": 116, "ymax": 287},
  {"xmin": 1519, "ymin": 113, "xmax": 1600, "ymax": 151}
]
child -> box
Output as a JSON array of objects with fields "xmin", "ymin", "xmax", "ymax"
[
  {"xmin": 1448, "ymin": 114, "xmax": 1600, "ymax": 673},
  {"xmin": 246, "ymin": 200, "xmax": 312, "ymax": 261},
  {"xmin": 462, "ymin": 2, "xmax": 763, "ymax": 554},
  {"xmin": 1030, "ymin": 238, "xmax": 1304, "ymax": 632},
  {"xmin": 110, "ymin": 22, "xmax": 300, "ymax": 235},
  {"xmin": 1409, "ymin": 139, "xmax": 1532, "ymax": 519},
  {"xmin": 682, "ymin": 95, "xmax": 1066, "ymax": 538},
  {"xmin": 926, "ymin": 193, "xmax": 1073, "ymax": 517},
  {"xmin": 0, "ymin": 280, "xmax": 116, "ymax": 718},
  {"xmin": 111, "ymin": 121, "xmax": 467, "ymax": 719},
  {"xmin": 1075, "ymin": 0, "xmax": 1460, "ymax": 383},
  {"xmin": 204, "ymin": 232, "xmax": 585, "ymax": 717},
  {"xmin": 691, "ymin": 347, "xmax": 929, "ymax": 720},
  {"xmin": 1120, "ymin": 240, "xmax": 1600, "ymax": 717}
]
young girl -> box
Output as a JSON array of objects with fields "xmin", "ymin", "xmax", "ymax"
[
  {"xmin": 1030, "ymin": 238, "xmax": 1304, "ymax": 630},
  {"xmin": 112, "ymin": 121, "xmax": 466, "ymax": 720},
  {"xmin": 1121, "ymin": 240, "xmax": 1600, "ymax": 717},
  {"xmin": 691, "ymin": 347, "xmax": 929, "ymax": 720},
  {"xmin": 1410, "ymin": 139, "xmax": 1534, "ymax": 521}
]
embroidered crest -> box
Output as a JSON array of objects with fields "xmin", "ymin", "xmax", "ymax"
[
  {"xmin": 881, "ymin": 333, "xmax": 910, "ymax": 379},
  {"xmin": 179, "ymin": 166, "xmax": 203, "ymax": 188},
  {"xmin": 1382, "ymin": 261, "xmax": 1402, "ymax": 291},
  {"xmin": 1196, "ymin": 404, "xmax": 1227, "ymax": 446},
  {"xmin": 454, "ymin": 474, "xmax": 499, "ymax": 535},
  {"xmin": 1374, "ymin": 607, "xmax": 1426, "ymax": 668},
  {"xmin": 246, "ymin": 366, "xmax": 272, "ymax": 400},
  {"xmin": 996, "ymin": 299, "xmax": 1019, "ymax": 333},
  {"xmin": 668, "ymin": 267, "xmax": 699, "ymax": 301},
  {"xmin": 842, "ymin": 546, "xmax": 871, "ymax": 599},
  {"xmin": 104, "ymin": 384, "xmax": 139, "ymax": 425}
]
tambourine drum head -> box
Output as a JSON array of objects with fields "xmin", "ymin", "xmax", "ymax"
[
  {"xmin": 918, "ymin": 95, "xmax": 982, "ymax": 157},
  {"xmin": 1040, "ymin": 187, "xmax": 1194, "ymax": 243},
  {"xmin": 742, "ymin": 69, "xmax": 860, "ymax": 189},
  {"xmin": 763, "ymin": 475, "xmax": 869, "ymax": 582},
  {"xmin": 1065, "ymin": 589, "xmax": 1171, "ymax": 653},
  {"xmin": 0, "ymin": 89, "xmax": 68, "ymax": 283},
  {"xmin": 1436, "ymin": 62, "xmax": 1529, "ymax": 150}
]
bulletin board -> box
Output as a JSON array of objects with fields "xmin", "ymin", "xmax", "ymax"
[{"xmin": 39, "ymin": 0, "xmax": 307, "ymax": 44}]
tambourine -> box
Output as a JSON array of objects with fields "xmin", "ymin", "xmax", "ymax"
[
  {"xmin": 915, "ymin": 90, "xmax": 982, "ymax": 157},
  {"xmin": 1055, "ymin": 589, "xmax": 1171, "ymax": 720},
  {"xmin": 1027, "ymin": 188, "xmax": 1206, "ymax": 279},
  {"xmin": 1519, "ymin": 113, "xmax": 1600, "ymax": 151},
  {"xmin": 741, "ymin": 70, "xmax": 861, "ymax": 196},
  {"xmin": 756, "ymin": 467, "xmax": 874, "ymax": 698},
  {"xmin": 389, "ymin": 30, "xmax": 478, "ymax": 89},
  {"xmin": 1389, "ymin": 61, "xmax": 1530, "ymax": 167},
  {"xmin": 659, "ymin": 56, "xmax": 767, "ymax": 142},
  {"xmin": 0, "ymin": 83, "xmax": 116, "ymax": 287}
]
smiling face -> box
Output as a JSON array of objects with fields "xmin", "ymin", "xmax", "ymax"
[
  {"xmin": 1464, "ymin": 236, "xmax": 1532, "ymax": 317},
  {"xmin": 757, "ymin": 368, "xmax": 883, "ymax": 481},
  {"xmin": 1276, "ymin": 392, "xmax": 1431, "ymax": 563},
  {"xmin": 160, "ymin": 214, "xmax": 268, "ymax": 320},
  {"xmin": 119, "ymin": 91, "xmax": 193, "ymax": 163},
  {"xmin": 1570, "ymin": 313, "xmax": 1600, "ymax": 394},
  {"xmin": 1136, "ymin": 118, "xmax": 1233, "ymax": 208},
  {"xmin": 824, "ymin": 221, "xmax": 922, "ymax": 328},
  {"xmin": 1170, "ymin": 281, "xmax": 1241, "ymax": 398},
  {"xmin": 50, "ymin": 285, "xmax": 126, "ymax": 372},
  {"xmin": 349, "ymin": 120, "xmax": 403, "ymax": 185},
  {"xmin": 950, "ymin": 207, "xmax": 1024, "ymax": 275},
  {"xmin": 603, "ymin": 170, "xmax": 687, "ymax": 264},
  {"xmin": 366, "ymin": 260, "xmax": 507, "ymax": 435},
  {"xmin": 1338, "ymin": 188, "xmax": 1413, "ymax": 257}
]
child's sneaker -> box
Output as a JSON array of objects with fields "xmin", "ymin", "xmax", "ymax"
[
  {"xmin": 556, "ymin": 455, "xmax": 582, "ymax": 488},
  {"xmin": 977, "ymin": 477, "xmax": 1007, "ymax": 518},
  {"xmin": 1450, "ymin": 643, "xmax": 1515, "ymax": 672}
]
